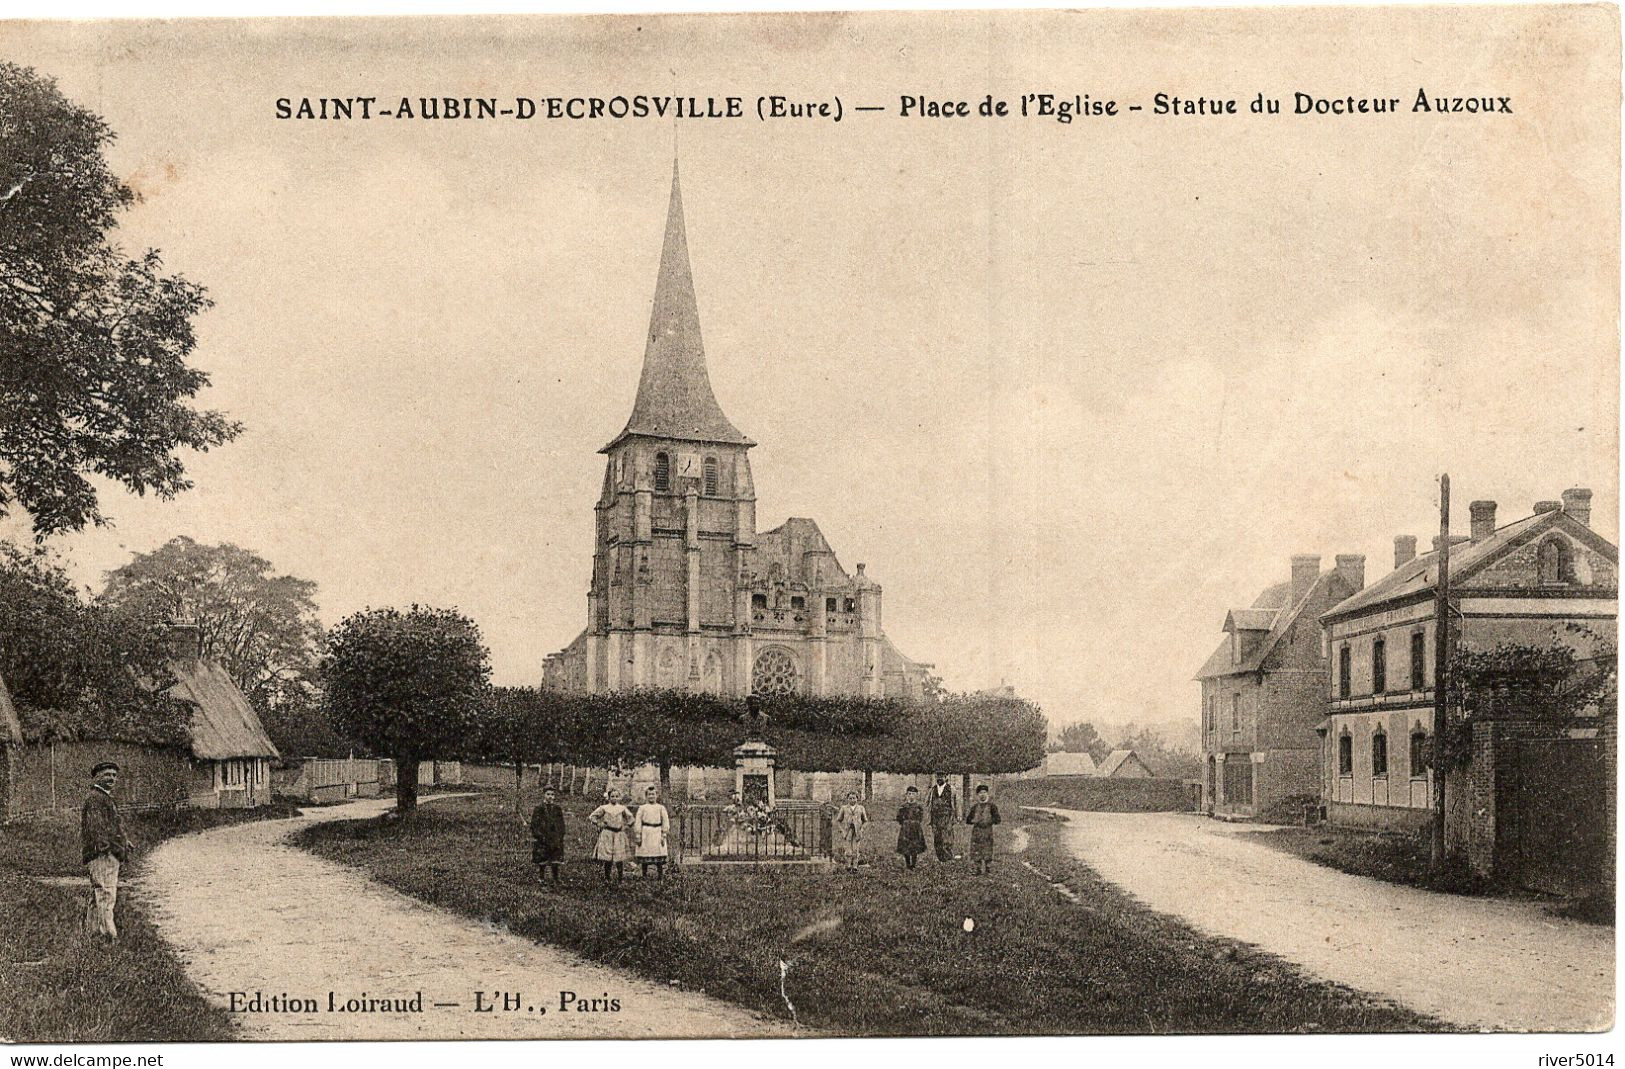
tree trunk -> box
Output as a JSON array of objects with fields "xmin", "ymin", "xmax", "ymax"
[
  {"xmin": 514, "ymin": 760, "xmax": 524, "ymax": 815},
  {"xmin": 396, "ymin": 757, "xmax": 420, "ymax": 813},
  {"xmin": 961, "ymin": 771, "xmax": 972, "ymax": 810},
  {"xmin": 863, "ymin": 769, "xmax": 874, "ymax": 800},
  {"xmin": 659, "ymin": 761, "xmax": 672, "ymax": 799}
]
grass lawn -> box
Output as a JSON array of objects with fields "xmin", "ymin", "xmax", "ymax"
[
  {"xmin": 0, "ymin": 802, "xmax": 301, "ymax": 1044},
  {"xmin": 296, "ymin": 792, "xmax": 1440, "ymax": 1035},
  {"xmin": 1246, "ymin": 824, "xmax": 1615, "ymax": 925},
  {"xmin": 1246, "ymin": 824, "xmax": 1494, "ymax": 896}
]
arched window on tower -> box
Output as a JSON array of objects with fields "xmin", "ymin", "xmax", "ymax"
[
  {"xmin": 703, "ymin": 456, "xmax": 719, "ymax": 496},
  {"xmin": 654, "ymin": 451, "xmax": 670, "ymax": 491}
]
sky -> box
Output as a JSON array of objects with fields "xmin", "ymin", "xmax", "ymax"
[{"xmin": 3, "ymin": 9, "xmax": 1618, "ymax": 735}]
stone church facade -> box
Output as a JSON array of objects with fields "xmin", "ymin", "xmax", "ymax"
[{"xmin": 542, "ymin": 166, "xmax": 931, "ymax": 700}]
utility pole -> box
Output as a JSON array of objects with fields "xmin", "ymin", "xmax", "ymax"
[{"xmin": 1431, "ymin": 474, "xmax": 1451, "ymax": 870}]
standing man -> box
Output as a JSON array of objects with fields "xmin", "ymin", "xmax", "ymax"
[
  {"xmin": 81, "ymin": 761, "xmax": 132, "ymax": 941},
  {"xmin": 926, "ymin": 772, "xmax": 959, "ymax": 863}
]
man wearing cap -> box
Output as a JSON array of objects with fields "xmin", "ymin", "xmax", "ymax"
[
  {"xmin": 926, "ymin": 772, "xmax": 960, "ymax": 863},
  {"xmin": 81, "ymin": 761, "xmax": 132, "ymax": 941}
]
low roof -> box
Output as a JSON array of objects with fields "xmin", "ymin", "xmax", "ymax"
[
  {"xmin": 167, "ymin": 659, "xmax": 280, "ymax": 760},
  {"xmin": 1097, "ymin": 749, "xmax": 1148, "ymax": 777},
  {"xmin": 1045, "ymin": 751, "xmax": 1098, "ymax": 776},
  {"xmin": 880, "ymin": 634, "xmax": 931, "ymax": 675}
]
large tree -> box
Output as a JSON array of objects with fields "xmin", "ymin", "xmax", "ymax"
[
  {"xmin": 99, "ymin": 536, "xmax": 322, "ymax": 710},
  {"xmin": 322, "ymin": 606, "xmax": 490, "ymax": 812},
  {"xmin": 1050, "ymin": 720, "xmax": 1110, "ymax": 762},
  {"xmin": 0, "ymin": 63, "xmax": 239, "ymax": 538},
  {"xmin": 0, "ymin": 541, "xmax": 186, "ymax": 744}
]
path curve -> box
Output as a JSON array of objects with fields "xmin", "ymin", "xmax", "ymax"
[
  {"xmin": 134, "ymin": 797, "xmax": 792, "ymax": 1040},
  {"xmin": 1046, "ymin": 809, "xmax": 1613, "ymax": 1032}
]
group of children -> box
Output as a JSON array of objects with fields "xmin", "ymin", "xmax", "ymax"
[
  {"xmin": 834, "ymin": 783, "xmax": 1002, "ymax": 875},
  {"xmin": 528, "ymin": 784, "xmax": 671, "ymax": 884},
  {"xmin": 529, "ymin": 780, "xmax": 1005, "ymax": 885}
]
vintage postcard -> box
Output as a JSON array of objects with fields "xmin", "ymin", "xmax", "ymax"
[{"xmin": 0, "ymin": 4, "xmax": 1617, "ymax": 1057}]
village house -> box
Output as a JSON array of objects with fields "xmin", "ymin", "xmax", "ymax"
[
  {"xmin": 162, "ymin": 626, "xmax": 280, "ymax": 809},
  {"xmin": 1, "ymin": 628, "xmax": 278, "ymax": 819},
  {"xmin": 1319, "ymin": 489, "xmax": 1616, "ymax": 895},
  {"xmin": 1197, "ymin": 554, "xmax": 1367, "ymax": 820}
]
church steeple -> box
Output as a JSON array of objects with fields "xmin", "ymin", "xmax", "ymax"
[{"xmin": 602, "ymin": 162, "xmax": 752, "ymax": 452}]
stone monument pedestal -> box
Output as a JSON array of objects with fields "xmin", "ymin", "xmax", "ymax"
[{"xmin": 734, "ymin": 739, "xmax": 776, "ymax": 808}]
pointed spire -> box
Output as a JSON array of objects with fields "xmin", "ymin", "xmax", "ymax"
[{"xmin": 603, "ymin": 161, "xmax": 751, "ymax": 452}]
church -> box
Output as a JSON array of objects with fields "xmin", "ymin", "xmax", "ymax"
[{"xmin": 542, "ymin": 165, "xmax": 932, "ymax": 700}]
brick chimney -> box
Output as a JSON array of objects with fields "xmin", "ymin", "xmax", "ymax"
[
  {"xmin": 1394, "ymin": 535, "xmax": 1417, "ymax": 568},
  {"xmin": 1534, "ymin": 500, "xmax": 1561, "ymax": 515},
  {"xmin": 163, "ymin": 623, "xmax": 202, "ymax": 663},
  {"xmin": 1469, "ymin": 500, "xmax": 1497, "ymax": 543},
  {"xmin": 1290, "ymin": 555, "xmax": 1321, "ymax": 603},
  {"xmin": 1562, "ymin": 488, "xmax": 1593, "ymax": 528},
  {"xmin": 1334, "ymin": 554, "xmax": 1365, "ymax": 592}
]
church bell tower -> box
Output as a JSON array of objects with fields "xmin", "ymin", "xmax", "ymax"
[{"xmin": 583, "ymin": 163, "xmax": 757, "ymax": 693}]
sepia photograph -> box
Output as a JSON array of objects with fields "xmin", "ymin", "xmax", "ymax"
[{"xmin": 0, "ymin": 3, "xmax": 1617, "ymax": 1056}]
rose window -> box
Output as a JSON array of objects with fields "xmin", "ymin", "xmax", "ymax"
[{"xmin": 752, "ymin": 649, "xmax": 797, "ymax": 696}]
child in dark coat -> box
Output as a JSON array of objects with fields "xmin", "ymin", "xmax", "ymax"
[
  {"xmin": 530, "ymin": 787, "xmax": 566, "ymax": 885},
  {"xmin": 964, "ymin": 784, "xmax": 1002, "ymax": 876},
  {"xmin": 895, "ymin": 786, "xmax": 926, "ymax": 869}
]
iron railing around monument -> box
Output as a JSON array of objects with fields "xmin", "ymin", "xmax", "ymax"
[{"xmin": 677, "ymin": 802, "xmax": 834, "ymax": 865}]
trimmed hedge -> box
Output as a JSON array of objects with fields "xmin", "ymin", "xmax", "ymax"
[
  {"xmin": 470, "ymin": 687, "xmax": 1047, "ymax": 778},
  {"xmin": 999, "ymin": 776, "xmax": 1197, "ymax": 813}
]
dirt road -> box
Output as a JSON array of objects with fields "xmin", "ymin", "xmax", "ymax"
[
  {"xmin": 1048, "ymin": 810, "xmax": 1613, "ymax": 1032},
  {"xmin": 135, "ymin": 798, "xmax": 791, "ymax": 1040}
]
